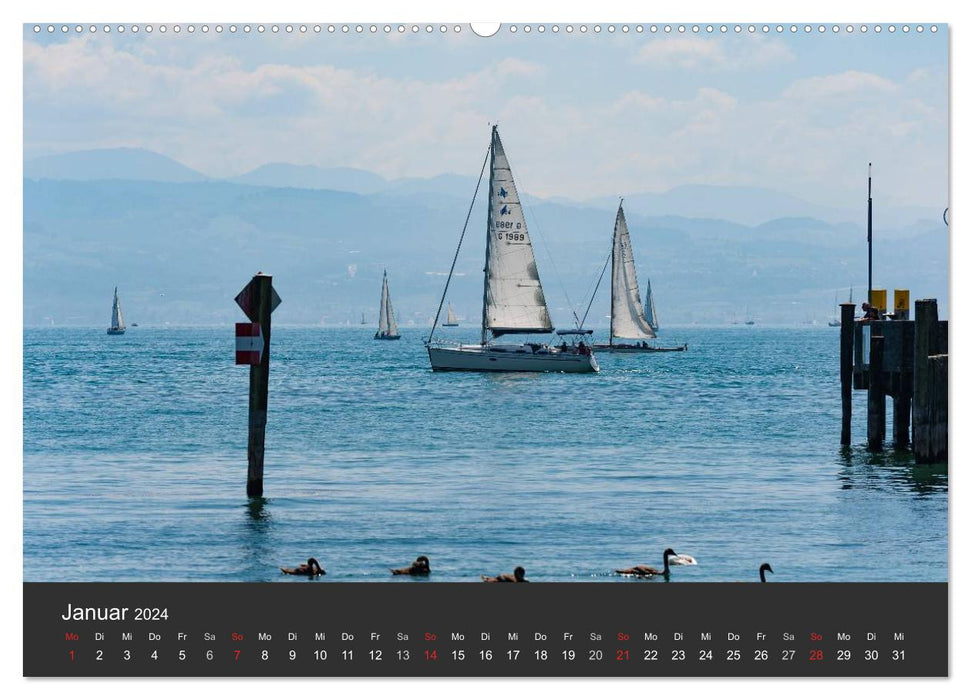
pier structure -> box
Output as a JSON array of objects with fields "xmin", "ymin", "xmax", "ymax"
[{"xmin": 839, "ymin": 298, "xmax": 947, "ymax": 463}]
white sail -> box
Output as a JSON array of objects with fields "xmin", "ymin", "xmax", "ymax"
[
  {"xmin": 644, "ymin": 279, "xmax": 659, "ymax": 332},
  {"xmin": 377, "ymin": 271, "xmax": 399, "ymax": 337},
  {"xmin": 610, "ymin": 204, "xmax": 656, "ymax": 340},
  {"xmin": 446, "ymin": 304, "xmax": 458, "ymax": 325},
  {"xmin": 482, "ymin": 126, "xmax": 553, "ymax": 337},
  {"xmin": 110, "ymin": 287, "xmax": 125, "ymax": 330}
]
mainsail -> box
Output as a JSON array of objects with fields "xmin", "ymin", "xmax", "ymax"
[
  {"xmin": 644, "ymin": 279, "xmax": 659, "ymax": 332},
  {"xmin": 482, "ymin": 126, "xmax": 553, "ymax": 338},
  {"xmin": 110, "ymin": 287, "xmax": 125, "ymax": 330},
  {"xmin": 610, "ymin": 204, "xmax": 656, "ymax": 340},
  {"xmin": 445, "ymin": 304, "xmax": 458, "ymax": 325},
  {"xmin": 377, "ymin": 271, "xmax": 399, "ymax": 337}
]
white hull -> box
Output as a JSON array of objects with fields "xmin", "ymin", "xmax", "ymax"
[{"xmin": 428, "ymin": 344, "xmax": 598, "ymax": 373}]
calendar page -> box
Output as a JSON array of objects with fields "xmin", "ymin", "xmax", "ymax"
[{"xmin": 21, "ymin": 11, "xmax": 949, "ymax": 680}]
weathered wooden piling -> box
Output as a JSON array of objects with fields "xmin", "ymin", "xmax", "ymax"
[
  {"xmin": 892, "ymin": 392, "xmax": 911, "ymax": 450},
  {"xmin": 867, "ymin": 335, "xmax": 886, "ymax": 450},
  {"xmin": 840, "ymin": 303, "xmax": 856, "ymax": 446},
  {"xmin": 913, "ymin": 299, "xmax": 947, "ymax": 463},
  {"xmin": 921, "ymin": 354, "xmax": 948, "ymax": 462}
]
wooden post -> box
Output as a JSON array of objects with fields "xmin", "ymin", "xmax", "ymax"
[
  {"xmin": 867, "ymin": 335, "xmax": 885, "ymax": 450},
  {"xmin": 247, "ymin": 274, "xmax": 273, "ymax": 498},
  {"xmin": 892, "ymin": 393, "xmax": 911, "ymax": 450},
  {"xmin": 839, "ymin": 303, "xmax": 855, "ymax": 445},
  {"xmin": 922, "ymin": 354, "xmax": 948, "ymax": 463},
  {"xmin": 913, "ymin": 299, "xmax": 938, "ymax": 460}
]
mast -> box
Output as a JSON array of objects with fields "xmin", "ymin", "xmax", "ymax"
[
  {"xmin": 481, "ymin": 128, "xmax": 497, "ymax": 345},
  {"xmin": 609, "ymin": 200, "xmax": 620, "ymax": 345},
  {"xmin": 867, "ymin": 163, "xmax": 873, "ymax": 308}
]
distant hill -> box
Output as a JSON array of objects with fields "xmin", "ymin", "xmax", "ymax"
[
  {"xmin": 23, "ymin": 178, "xmax": 948, "ymax": 328},
  {"xmin": 24, "ymin": 148, "xmax": 209, "ymax": 183},
  {"xmin": 23, "ymin": 148, "xmax": 941, "ymax": 229},
  {"xmin": 231, "ymin": 163, "xmax": 388, "ymax": 193}
]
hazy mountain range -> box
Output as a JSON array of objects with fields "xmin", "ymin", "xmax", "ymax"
[{"xmin": 23, "ymin": 148, "xmax": 948, "ymax": 327}]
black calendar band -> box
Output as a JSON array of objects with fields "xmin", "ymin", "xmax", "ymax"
[{"xmin": 24, "ymin": 582, "xmax": 947, "ymax": 677}]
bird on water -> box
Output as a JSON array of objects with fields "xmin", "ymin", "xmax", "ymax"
[
  {"xmin": 616, "ymin": 548, "xmax": 679, "ymax": 578},
  {"xmin": 391, "ymin": 555, "xmax": 431, "ymax": 576},
  {"xmin": 481, "ymin": 566, "xmax": 528, "ymax": 583},
  {"xmin": 280, "ymin": 558, "xmax": 325, "ymax": 577},
  {"xmin": 759, "ymin": 563, "xmax": 774, "ymax": 582},
  {"xmin": 668, "ymin": 553, "xmax": 697, "ymax": 566}
]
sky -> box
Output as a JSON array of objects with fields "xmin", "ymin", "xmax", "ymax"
[{"xmin": 23, "ymin": 23, "xmax": 948, "ymax": 210}]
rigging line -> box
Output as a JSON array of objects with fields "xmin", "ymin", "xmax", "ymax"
[
  {"xmin": 579, "ymin": 247, "xmax": 612, "ymax": 331},
  {"xmin": 427, "ymin": 143, "xmax": 491, "ymax": 346},
  {"xmin": 575, "ymin": 250, "xmax": 608, "ymax": 326}
]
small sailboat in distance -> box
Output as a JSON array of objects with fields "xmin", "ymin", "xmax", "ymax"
[
  {"xmin": 374, "ymin": 270, "xmax": 401, "ymax": 340},
  {"xmin": 592, "ymin": 202, "xmax": 686, "ymax": 353},
  {"xmin": 360, "ymin": 311, "xmax": 367, "ymax": 325},
  {"xmin": 644, "ymin": 278, "xmax": 659, "ymax": 333},
  {"xmin": 106, "ymin": 286, "xmax": 126, "ymax": 335},
  {"xmin": 426, "ymin": 126, "xmax": 598, "ymax": 372},
  {"xmin": 828, "ymin": 287, "xmax": 853, "ymax": 326},
  {"xmin": 442, "ymin": 303, "xmax": 459, "ymax": 327}
]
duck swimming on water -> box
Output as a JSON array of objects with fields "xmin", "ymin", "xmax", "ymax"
[
  {"xmin": 391, "ymin": 555, "xmax": 431, "ymax": 576},
  {"xmin": 280, "ymin": 558, "xmax": 325, "ymax": 577},
  {"xmin": 616, "ymin": 548, "xmax": 678, "ymax": 578},
  {"xmin": 759, "ymin": 563, "xmax": 774, "ymax": 582},
  {"xmin": 668, "ymin": 553, "xmax": 697, "ymax": 566},
  {"xmin": 481, "ymin": 566, "xmax": 528, "ymax": 583}
]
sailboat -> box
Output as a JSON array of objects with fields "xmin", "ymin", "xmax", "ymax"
[
  {"xmin": 442, "ymin": 303, "xmax": 459, "ymax": 327},
  {"xmin": 828, "ymin": 287, "xmax": 852, "ymax": 326},
  {"xmin": 106, "ymin": 286, "xmax": 126, "ymax": 335},
  {"xmin": 426, "ymin": 126, "xmax": 598, "ymax": 373},
  {"xmin": 374, "ymin": 271, "xmax": 401, "ymax": 340},
  {"xmin": 592, "ymin": 202, "xmax": 686, "ymax": 353},
  {"xmin": 644, "ymin": 278, "xmax": 659, "ymax": 333},
  {"xmin": 828, "ymin": 293, "xmax": 841, "ymax": 327},
  {"xmin": 360, "ymin": 312, "xmax": 367, "ymax": 325}
]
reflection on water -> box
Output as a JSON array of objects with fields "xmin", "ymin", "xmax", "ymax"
[{"xmin": 836, "ymin": 446, "xmax": 948, "ymax": 495}]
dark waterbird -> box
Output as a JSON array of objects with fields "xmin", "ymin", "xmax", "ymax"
[
  {"xmin": 281, "ymin": 558, "xmax": 325, "ymax": 577},
  {"xmin": 481, "ymin": 566, "xmax": 528, "ymax": 583},
  {"xmin": 759, "ymin": 562, "xmax": 774, "ymax": 582},
  {"xmin": 616, "ymin": 548, "xmax": 678, "ymax": 579},
  {"xmin": 391, "ymin": 555, "xmax": 431, "ymax": 576}
]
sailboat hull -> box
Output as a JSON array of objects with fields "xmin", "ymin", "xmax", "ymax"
[
  {"xmin": 428, "ymin": 344, "xmax": 598, "ymax": 373},
  {"xmin": 106, "ymin": 328, "xmax": 125, "ymax": 335},
  {"xmin": 374, "ymin": 333, "xmax": 400, "ymax": 340}
]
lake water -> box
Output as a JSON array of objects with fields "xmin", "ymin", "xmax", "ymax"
[{"xmin": 23, "ymin": 326, "xmax": 948, "ymax": 583}]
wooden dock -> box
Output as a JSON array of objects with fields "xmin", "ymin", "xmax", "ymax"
[{"xmin": 839, "ymin": 298, "xmax": 947, "ymax": 463}]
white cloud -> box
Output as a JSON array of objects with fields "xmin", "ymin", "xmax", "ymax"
[
  {"xmin": 22, "ymin": 36, "xmax": 946, "ymax": 209},
  {"xmin": 783, "ymin": 70, "xmax": 897, "ymax": 101},
  {"xmin": 633, "ymin": 36, "xmax": 794, "ymax": 71}
]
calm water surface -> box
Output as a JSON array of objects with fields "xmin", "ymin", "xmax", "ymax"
[{"xmin": 23, "ymin": 326, "xmax": 947, "ymax": 582}]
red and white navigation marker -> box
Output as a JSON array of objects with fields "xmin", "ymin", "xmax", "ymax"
[{"xmin": 235, "ymin": 322, "xmax": 264, "ymax": 365}]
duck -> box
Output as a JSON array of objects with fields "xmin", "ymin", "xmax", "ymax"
[
  {"xmin": 759, "ymin": 562, "xmax": 774, "ymax": 582},
  {"xmin": 616, "ymin": 548, "xmax": 678, "ymax": 578},
  {"xmin": 280, "ymin": 558, "xmax": 325, "ymax": 577},
  {"xmin": 668, "ymin": 553, "xmax": 697, "ymax": 566},
  {"xmin": 481, "ymin": 566, "xmax": 528, "ymax": 583},
  {"xmin": 391, "ymin": 555, "xmax": 431, "ymax": 576}
]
